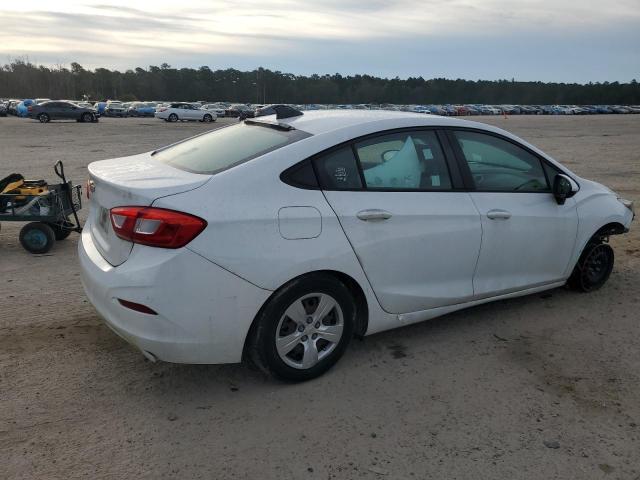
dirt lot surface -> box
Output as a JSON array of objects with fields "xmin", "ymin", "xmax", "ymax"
[{"xmin": 1, "ymin": 115, "xmax": 639, "ymax": 479}]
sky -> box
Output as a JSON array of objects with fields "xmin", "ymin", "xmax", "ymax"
[{"xmin": 1, "ymin": 0, "xmax": 639, "ymax": 83}]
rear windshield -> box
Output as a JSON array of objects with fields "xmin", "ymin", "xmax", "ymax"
[{"xmin": 154, "ymin": 122, "xmax": 311, "ymax": 175}]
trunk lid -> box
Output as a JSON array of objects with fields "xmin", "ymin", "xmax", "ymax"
[{"xmin": 87, "ymin": 152, "xmax": 210, "ymax": 266}]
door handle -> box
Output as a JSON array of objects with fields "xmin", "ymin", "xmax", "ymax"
[
  {"xmin": 356, "ymin": 209, "xmax": 393, "ymax": 221},
  {"xmin": 486, "ymin": 209, "xmax": 512, "ymax": 220}
]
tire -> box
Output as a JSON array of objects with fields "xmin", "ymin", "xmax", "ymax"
[
  {"xmin": 569, "ymin": 242, "xmax": 614, "ymax": 292},
  {"xmin": 248, "ymin": 273, "xmax": 355, "ymax": 381},
  {"xmin": 168, "ymin": 113, "xmax": 178, "ymax": 122},
  {"xmin": 81, "ymin": 112, "xmax": 93, "ymax": 123},
  {"xmin": 202, "ymin": 114, "xmax": 213, "ymax": 123},
  {"xmin": 19, "ymin": 222, "xmax": 56, "ymax": 254},
  {"xmin": 38, "ymin": 113, "xmax": 50, "ymax": 123},
  {"xmin": 49, "ymin": 219, "xmax": 74, "ymax": 240}
]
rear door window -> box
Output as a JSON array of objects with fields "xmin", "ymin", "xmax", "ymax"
[
  {"xmin": 313, "ymin": 147, "xmax": 362, "ymax": 190},
  {"xmin": 154, "ymin": 123, "xmax": 311, "ymax": 175}
]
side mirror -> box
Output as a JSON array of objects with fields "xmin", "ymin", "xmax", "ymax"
[{"xmin": 553, "ymin": 174, "xmax": 576, "ymax": 205}]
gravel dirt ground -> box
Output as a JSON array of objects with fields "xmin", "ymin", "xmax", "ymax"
[{"xmin": 1, "ymin": 115, "xmax": 639, "ymax": 480}]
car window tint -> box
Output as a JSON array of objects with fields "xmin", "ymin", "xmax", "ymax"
[
  {"xmin": 355, "ymin": 131, "xmax": 452, "ymax": 190},
  {"xmin": 542, "ymin": 161, "xmax": 561, "ymax": 185},
  {"xmin": 313, "ymin": 147, "xmax": 362, "ymax": 190},
  {"xmin": 453, "ymin": 131, "xmax": 549, "ymax": 192},
  {"xmin": 155, "ymin": 123, "xmax": 311, "ymax": 175}
]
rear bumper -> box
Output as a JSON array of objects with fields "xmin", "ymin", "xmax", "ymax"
[{"xmin": 78, "ymin": 226, "xmax": 271, "ymax": 364}]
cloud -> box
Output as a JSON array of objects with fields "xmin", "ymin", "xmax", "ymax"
[{"xmin": 0, "ymin": 0, "xmax": 638, "ymax": 81}]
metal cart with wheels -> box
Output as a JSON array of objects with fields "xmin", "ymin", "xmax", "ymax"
[{"xmin": 0, "ymin": 161, "xmax": 82, "ymax": 254}]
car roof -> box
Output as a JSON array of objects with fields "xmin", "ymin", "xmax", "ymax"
[
  {"xmin": 249, "ymin": 109, "xmax": 574, "ymax": 174},
  {"xmin": 257, "ymin": 109, "xmax": 488, "ymax": 136}
]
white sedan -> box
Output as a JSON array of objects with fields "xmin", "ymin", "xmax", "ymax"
[
  {"xmin": 79, "ymin": 108, "xmax": 634, "ymax": 381},
  {"xmin": 201, "ymin": 104, "xmax": 227, "ymax": 117},
  {"xmin": 155, "ymin": 102, "xmax": 216, "ymax": 122}
]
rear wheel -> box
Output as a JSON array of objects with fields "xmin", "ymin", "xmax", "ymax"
[
  {"xmin": 248, "ymin": 273, "xmax": 355, "ymax": 381},
  {"xmin": 168, "ymin": 113, "xmax": 178, "ymax": 122},
  {"xmin": 569, "ymin": 242, "xmax": 614, "ymax": 292},
  {"xmin": 38, "ymin": 113, "xmax": 50, "ymax": 123},
  {"xmin": 19, "ymin": 222, "xmax": 55, "ymax": 254},
  {"xmin": 202, "ymin": 114, "xmax": 213, "ymax": 123}
]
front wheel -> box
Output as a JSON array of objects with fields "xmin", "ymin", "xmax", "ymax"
[
  {"xmin": 81, "ymin": 112, "xmax": 93, "ymax": 123},
  {"xmin": 202, "ymin": 114, "xmax": 213, "ymax": 123},
  {"xmin": 569, "ymin": 243, "xmax": 614, "ymax": 292},
  {"xmin": 248, "ymin": 274, "xmax": 355, "ymax": 381}
]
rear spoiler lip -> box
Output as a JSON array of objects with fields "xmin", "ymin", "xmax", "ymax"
[{"xmin": 244, "ymin": 119, "xmax": 295, "ymax": 131}]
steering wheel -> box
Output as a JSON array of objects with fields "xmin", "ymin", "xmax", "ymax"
[
  {"xmin": 381, "ymin": 150, "xmax": 398, "ymax": 162},
  {"xmin": 514, "ymin": 178, "xmax": 542, "ymax": 191}
]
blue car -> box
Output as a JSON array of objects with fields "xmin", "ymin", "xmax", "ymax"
[
  {"xmin": 16, "ymin": 99, "xmax": 35, "ymax": 117},
  {"xmin": 94, "ymin": 102, "xmax": 107, "ymax": 116},
  {"xmin": 127, "ymin": 102, "xmax": 156, "ymax": 117}
]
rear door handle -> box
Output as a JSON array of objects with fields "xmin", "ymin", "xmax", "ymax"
[
  {"xmin": 486, "ymin": 209, "xmax": 512, "ymax": 220},
  {"xmin": 356, "ymin": 209, "xmax": 393, "ymax": 221}
]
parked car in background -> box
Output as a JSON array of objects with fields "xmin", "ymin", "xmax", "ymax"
[
  {"xmin": 28, "ymin": 100, "xmax": 98, "ymax": 123},
  {"xmin": 611, "ymin": 106, "xmax": 630, "ymax": 114},
  {"xmin": 0, "ymin": 102, "xmax": 7, "ymax": 117},
  {"xmin": 225, "ymin": 104, "xmax": 255, "ymax": 119},
  {"xmin": 16, "ymin": 99, "xmax": 35, "ymax": 117},
  {"xmin": 7, "ymin": 100, "xmax": 20, "ymax": 115},
  {"xmin": 104, "ymin": 101, "xmax": 126, "ymax": 117},
  {"xmin": 128, "ymin": 102, "xmax": 156, "ymax": 117},
  {"xmin": 201, "ymin": 104, "xmax": 227, "ymax": 117},
  {"xmin": 79, "ymin": 108, "xmax": 633, "ymax": 381},
  {"xmin": 254, "ymin": 104, "xmax": 281, "ymax": 117},
  {"xmin": 155, "ymin": 102, "xmax": 216, "ymax": 122}
]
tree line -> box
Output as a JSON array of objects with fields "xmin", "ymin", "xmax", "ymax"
[{"xmin": 1, "ymin": 60, "xmax": 638, "ymax": 105}]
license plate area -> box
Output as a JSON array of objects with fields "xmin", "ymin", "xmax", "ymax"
[{"xmin": 98, "ymin": 206, "xmax": 110, "ymax": 233}]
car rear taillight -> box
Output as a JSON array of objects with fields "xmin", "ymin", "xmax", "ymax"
[
  {"xmin": 27, "ymin": 105, "xmax": 33, "ymax": 111},
  {"xmin": 158, "ymin": 107, "xmax": 167, "ymax": 112},
  {"xmin": 110, "ymin": 206, "xmax": 206, "ymax": 249}
]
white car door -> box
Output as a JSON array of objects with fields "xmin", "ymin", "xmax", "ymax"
[
  {"xmin": 317, "ymin": 129, "xmax": 482, "ymax": 314},
  {"xmin": 183, "ymin": 104, "xmax": 197, "ymax": 120},
  {"xmin": 448, "ymin": 129, "xmax": 579, "ymax": 297}
]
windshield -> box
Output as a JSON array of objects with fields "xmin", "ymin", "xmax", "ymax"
[{"xmin": 154, "ymin": 123, "xmax": 311, "ymax": 175}]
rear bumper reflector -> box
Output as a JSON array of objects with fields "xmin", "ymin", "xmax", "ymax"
[{"xmin": 117, "ymin": 298, "xmax": 158, "ymax": 315}]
